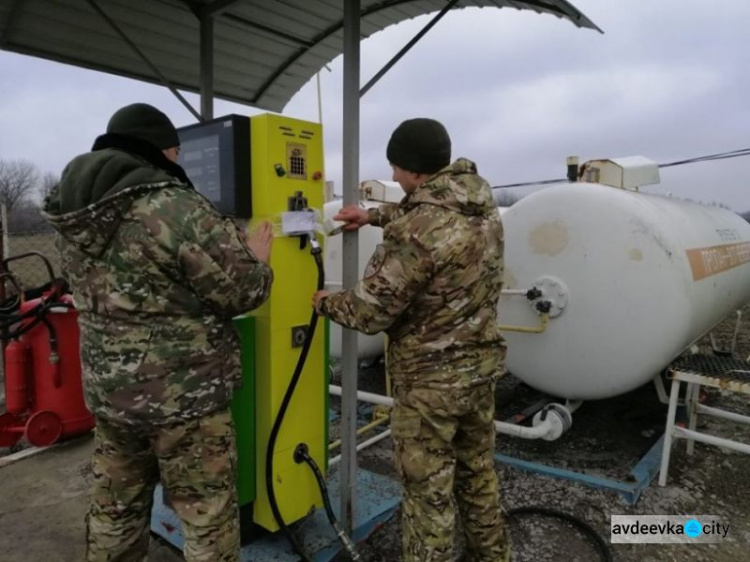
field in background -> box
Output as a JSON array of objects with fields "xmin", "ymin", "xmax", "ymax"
[{"xmin": 3, "ymin": 231, "xmax": 60, "ymax": 291}]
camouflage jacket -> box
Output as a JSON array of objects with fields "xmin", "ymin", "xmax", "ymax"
[
  {"xmin": 320, "ymin": 158, "xmax": 505, "ymax": 387},
  {"xmin": 43, "ymin": 142, "xmax": 273, "ymax": 425}
]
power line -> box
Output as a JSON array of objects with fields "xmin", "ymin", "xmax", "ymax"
[
  {"xmin": 493, "ymin": 178, "xmax": 565, "ymax": 189},
  {"xmin": 492, "ymin": 147, "xmax": 750, "ymax": 190},
  {"xmin": 658, "ymin": 147, "xmax": 750, "ymax": 168}
]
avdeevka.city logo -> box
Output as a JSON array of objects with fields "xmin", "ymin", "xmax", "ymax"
[
  {"xmin": 610, "ymin": 515, "xmax": 730, "ymax": 544},
  {"xmin": 684, "ymin": 519, "xmax": 702, "ymax": 538}
]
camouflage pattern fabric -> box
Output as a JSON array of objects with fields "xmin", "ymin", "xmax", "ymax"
[
  {"xmin": 321, "ymin": 158, "xmax": 505, "ymax": 387},
  {"xmin": 320, "ymin": 158, "xmax": 507, "ymax": 561},
  {"xmin": 42, "ymin": 147, "xmax": 273, "ymax": 425},
  {"xmin": 87, "ymin": 408, "xmax": 239, "ymax": 562},
  {"xmin": 393, "ymin": 382, "xmax": 509, "ymax": 562}
]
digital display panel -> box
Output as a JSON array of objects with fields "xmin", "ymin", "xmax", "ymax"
[
  {"xmin": 176, "ymin": 115, "xmax": 251, "ymax": 217},
  {"xmin": 180, "ymin": 134, "xmax": 221, "ymax": 203}
]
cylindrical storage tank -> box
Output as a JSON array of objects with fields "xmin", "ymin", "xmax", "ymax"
[
  {"xmin": 499, "ymin": 182, "xmax": 750, "ymax": 400},
  {"xmin": 4, "ymin": 340, "xmax": 30, "ymax": 416},
  {"xmin": 323, "ymin": 191, "xmax": 508, "ymax": 360}
]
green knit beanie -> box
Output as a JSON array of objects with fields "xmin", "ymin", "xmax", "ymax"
[
  {"xmin": 386, "ymin": 118, "xmax": 451, "ymax": 174},
  {"xmin": 106, "ymin": 103, "xmax": 179, "ymax": 149}
]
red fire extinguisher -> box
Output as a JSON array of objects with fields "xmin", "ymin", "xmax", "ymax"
[
  {"xmin": 5, "ymin": 340, "xmax": 29, "ymax": 416},
  {"xmin": 0, "ymin": 252, "xmax": 95, "ymax": 448}
]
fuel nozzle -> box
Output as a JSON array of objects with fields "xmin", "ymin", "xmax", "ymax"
[{"xmin": 308, "ymin": 234, "xmax": 321, "ymax": 254}]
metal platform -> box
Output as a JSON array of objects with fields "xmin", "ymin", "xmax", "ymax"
[
  {"xmin": 669, "ymin": 354, "xmax": 750, "ymax": 392},
  {"xmin": 151, "ymin": 467, "xmax": 401, "ymax": 561},
  {"xmin": 495, "ymin": 433, "xmax": 665, "ymax": 506},
  {"xmin": 659, "ymin": 354, "xmax": 750, "ymax": 486}
]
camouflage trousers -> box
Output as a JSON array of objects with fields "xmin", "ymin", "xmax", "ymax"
[
  {"xmin": 86, "ymin": 408, "xmax": 240, "ymax": 562},
  {"xmin": 392, "ymin": 381, "xmax": 509, "ymax": 562}
]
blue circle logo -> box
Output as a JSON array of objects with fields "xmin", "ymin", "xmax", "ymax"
[{"xmin": 685, "ymin": 519, "xmax": 702, "ymax": 538}]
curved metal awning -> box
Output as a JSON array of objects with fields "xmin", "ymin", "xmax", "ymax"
[
  {"xmin": 0, "ymin": 0, "xmax": 599, "ymax": 114},
  {"xmin": 0, "ymin": 0, "xmax": 601, "ymax": 530}
]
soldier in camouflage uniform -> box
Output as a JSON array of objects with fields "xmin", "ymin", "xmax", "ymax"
[
  {"xmin": 313, "ymin": 118, "xmax": 509, "ymax": 562},
  {"xmin": 42, "ymin": 103, "xmax": 274, "ymax": 562}
]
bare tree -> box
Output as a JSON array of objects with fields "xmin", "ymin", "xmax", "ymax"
[
  {"xmin": 40, "ymin": 172, "xmax": 60, "ymax": 201},
  {"xmin": 493, "ymin": 189, "xmax": 522, "ymax": 207},
  {"xmin": 0, "ymin": 159, "xmax": 39, "ymax": 213}
]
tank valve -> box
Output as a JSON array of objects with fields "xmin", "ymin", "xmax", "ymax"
[
  {"xmin": 529, "ymin": 276, "xmax": 569, "ymax": 318},
  {"xmin": 525, "ymin": 287, "xmax": 543, "ymax": 301},
  {"xmin": 535, "ymin": 300, "xmax": 552, "ymax": 314},
  {"xmin": 532, "ymin": 403, "xmax": 573, "ymax": 441}
]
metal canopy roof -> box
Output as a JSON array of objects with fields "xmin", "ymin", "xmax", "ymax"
[
  {"xmin": 0, "ymin": 0, "xmax": 600, "ymax": 530},
  {"xmin": 0, "ymin": 0, "xmax": 599, "ymax": 113}
]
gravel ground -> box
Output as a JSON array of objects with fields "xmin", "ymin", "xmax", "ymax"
[
  {"xmin": 1, "ymin": 308, "xmax": 749, "ymax": 561},
  {"xmin": 329, "ymin": 306, "xmax": 750, "ymax": 562}
]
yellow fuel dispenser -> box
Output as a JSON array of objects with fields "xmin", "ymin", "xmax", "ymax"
[
  {"xmin": 152, "ymin": 112, "xmax": 399, "ymax": 562},
  {"xmin": 176, "ymin": 113, "xmax": 327, "ymax": 530}
]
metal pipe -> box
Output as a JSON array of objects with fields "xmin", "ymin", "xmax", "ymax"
[
  {"xmin": 674, "ymin": 426, "xmax": 750, "ymax": 455},
  {"xmin": 495, "ymin": 419, "xmax": 553, "ymax": 439},
  {"xmin": 330, "ymin": 385, "xmax": 392, "ymax": 407},
  {"xmin": 359, "ymin": 0, "xmax": 459, "ymax": 98},
  {"xmin": 203, "ymin": 0, "xmax": 241, "ymax": 17},
  {"xmin": 658, "ymin": 377, "xmax": 681, "ymax": 486},
  {"xmin": 199, "ymin": 10, "xmax": 214, "ymax": 120},
  {"xmin": 329, "ymin": 429, "xmax": 392, "ymax": 467},
  {"xmin": 85, "ymin": 0, "xmax": 202, "ymax": 122},
  {"xmin": 329, "ymin": 386, "xmax": 578, "ymax": 441},
  {"xmin": 0, "ymin": 203, "xmax": 6, "ymax": 374},
  {"xmin": 498, "ymin": 313, "xmax": 550, "ymax": 334},
  {"xmin": 340, "ymin": 0, "xmax": 360, "ymax": 534},
  {"xmin": 731, "ymin": 309, "xmax": 742, "ymax": 356},
  {"xmin": 495, "ymin": 401, "xmax": 576, "ymax": 440},
  {"xmin": 687, "ymin": 383, "xmax": 699, "ymax": 456},
  {"xmin": 329, "ymin": 414, "xmax": 390, "ymax": 451},
  {"xmin": 696, "ymin": 403, "xmax": 750, "ymax": 425}
]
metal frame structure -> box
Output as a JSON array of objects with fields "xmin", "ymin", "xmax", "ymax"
[
  {"xmin": 496, "ymin": 436, "xmax": 665, "ymax": 506},
  {"xmin": 340, "ymin": 0, "xmax": 360, "ymax": 529},
  {"xmin": 659, "ymin": 356, "xmax": 750, "ymax": 487},
  {"xmin": 0, "ymin": 0, "xmax": 600, "ymax": 536}
]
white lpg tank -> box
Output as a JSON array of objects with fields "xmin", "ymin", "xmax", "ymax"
[
  {"xmin": 323, "ymin": 181, "xmax": 403, "ymax": 359},
  {"xmin": 500, "ymin": 156, "xmax": 750, "ymax": 400},
  {"xmin": 323, "ymin": 180, "xmax": 509, "ymax": 359}
]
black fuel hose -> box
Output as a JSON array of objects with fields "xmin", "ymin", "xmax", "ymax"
[
  {"xmin": 294, "ymin": 443, "xmax": 361, "ymax": 560},
  {"xmin": 263, "ymin": 236, "xmax": 324, "ymax": 562},
  {"xmin": 507, "ymin": 505, "xmax": 612, "ymax": 562},
  {"xmin": 264, "ymin": 235, "xmax": 361, "ymax": 561},
  {"xmin": 0, "ymin": 301, "xmax": 74, "ymax": 339}
]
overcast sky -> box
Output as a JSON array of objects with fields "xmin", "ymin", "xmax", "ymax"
[{"xmin": 1, "ymin": 0, "xmax": 748, "ymax": 210}]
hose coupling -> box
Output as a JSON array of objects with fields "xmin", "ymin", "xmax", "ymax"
[{"xmin": 293, "ymin": 442, "xmax": 310, "ymax": 464}]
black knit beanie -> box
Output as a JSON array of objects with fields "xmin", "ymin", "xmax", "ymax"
[
  {"xmin": 386, "ymin": 118, "xmax": 451, "ymax": 174},
  {"xmin": 106, "ymin": 103, "xmax": 180, "ymax": 150}
]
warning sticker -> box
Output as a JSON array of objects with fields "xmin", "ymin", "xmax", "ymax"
[{"xmin": 686, "ymin": 242, "xmax": 750, "ymax": 280}]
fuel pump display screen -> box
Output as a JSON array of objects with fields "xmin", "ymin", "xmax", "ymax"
[
  {"xmin": 177, "ymin": 115, "xmax": 251, "ymax": 218},
  {"xmin": 181, "ymin": 135, "xmax": 221, "ymax": 203}
]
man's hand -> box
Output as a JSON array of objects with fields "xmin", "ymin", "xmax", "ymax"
[
  {"xmin": 333, "ymin": 205, "xmax": 369, "ymax": 231},
  {"xmin": 246, "ymin": 222, "xmax": 274, "ymax": 264},
  {"xmin": 313, "ymin": 290, "xmax": 330, "ymax": 315}
]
